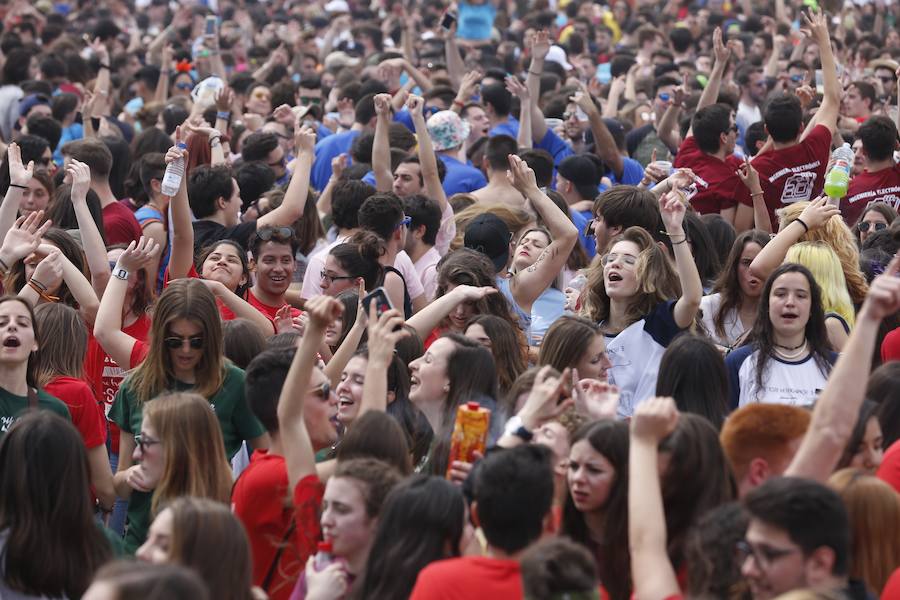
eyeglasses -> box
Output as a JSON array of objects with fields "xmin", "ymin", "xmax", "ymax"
[
  {"xmin": 395, "ymin": 215, "xmax": 412, "ymax": 230},
  {"xmin": 134, "ymin": 433, "xmax": 161, "ymax": 454},
  {"xmin": 735, "ymin": 540, "xmax": 800, "ymax": 569},
  {"xmin": 309, "ymin": 381, "xmax": 332, "ymax": 399},
  {"xmin": 321, "ymin": 270, "xmax": 357, "ymax": 285},
  {"xmin": 299, "ymin": 96, "xmax": 322, "ymax": 105},
  {"xmin": 175, "ymin": 82, "xmax": 193, "ymax": 91},
  {"xmin": 164, "ymin": 335, "xmax": 204, "ymax": 350},
  {"xmin": 600, "ymin": 253, "xmax": 638, "ymax": 267},
  {"xmin": 859, "ymin": 221, "xmax": 888, "ymax": 233},
  {"xmin": 256, "ymin": 226, "xmax": 294, "ymax": 241},
  {"xmin": 789, "ymin": 74, "xmax": 805, "ymax": 83}
]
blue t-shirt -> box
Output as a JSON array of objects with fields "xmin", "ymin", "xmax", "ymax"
[
  {"xmin": 609, "ymin": 156, "xmax": 645, "ymax": 186},
  {"xmin": 312, "ymin": 130, "xmax": 360, "ymax": 191},
  {"xmin": 439, "ymin": 154, "xmax": 487, "ymax": 195},
  {"xmin": 489, "ymin": 116, "xmax": 519, "ymax": 139},
  {"xmin": 531, "ymin": 287, "xmax": 566, "ymax": 345},
  {"xmin": 54, "ymin": 122, "xmax": 83, "ymax": 166},
  {"xmin": 457, "ymin": 0, "xmax": 497, "ymax": 41},
  {"xmin": 536, "ymin": 129, "xmax": 574, "ymax": 165},
  {"xmin": 134, "ymin": 205, "xmax": 170, "ymax": 292},
  {"xmin": 570, "ymin": 208, "xmax": 596, "ymax": 258}
]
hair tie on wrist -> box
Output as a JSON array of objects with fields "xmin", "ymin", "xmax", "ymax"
[
  {"xmin": 7, "ymin": 183, "xmax": 27, "ymax": 190},
  {"xmin": 794, "ymin": 218, "xmax": 810, "ymax": 233}
]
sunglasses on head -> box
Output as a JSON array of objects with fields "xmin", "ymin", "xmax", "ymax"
[
  {"xmin": 859, "ymin": 221, "xmax": 888, "ymax": 232},
  {"xmin": 256, "ymin": 226, "xmax": 294, "ymax": 241},
  {"xmin": 395, "ymin": 215, "xmax": 412, "ymax": 230},
  {"xmin": 164, "ymin": 335, "xmax": 204, "ymax": 350}
]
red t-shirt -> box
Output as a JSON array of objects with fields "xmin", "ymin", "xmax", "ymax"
[
  {"xmin": 840, "ymin": 164, "xmax": 900, "ymax": 226},
  {"xmin": 248, "ymin": 289, "xmax": 302, "ymax": 323},
  {"xmin": 882, "ymin": 566, "xmax": 900, "ymax": 600},
  {"xmin": 102, "ymin": 201, "xmax": 143, "ymax": 246},
  {"xmin": 881, "ymin": 327, "xmax": 900, "ymax": 363},
  {"xmin": 84, "ymin": 314, "xmax": 152, "ymax": 454},
  {"xmin": 410, "ymin": 556, "xmax": 522, "ymax": 600},
  {"xmin": 164, "ymin": 264, "xmax": 244, "ymax": 322},
  {"xmin": 673, "ymin": 136, "xmax": 748, "ymax": 214},
  {"xmin": 233, "ymin": 451, "xmax": 311, "ymax": 600},
  {"xmin": 742, "ymin": 124, "xmax": 832, "ymax": 226},
  {"xmin": 44, "ymin": 376, "xmax": 107, "ymax": 450},
  {"xmin": 877, "ymin": 440, "xmax": 900, "ymax": 496}
]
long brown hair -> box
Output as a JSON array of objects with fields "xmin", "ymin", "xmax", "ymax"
[
  {"xmin": 145, "ymin": 392, "xmax": 232, "ymax": 515},
  {"xmin": 466, "ymin": 314, "xmax": 527, "ymax": 396},
  {"xmin": 166, "ymin": 497, "xmax": 255, "ymax": 600},
  {"xmin": 128, "ymin": 279, "xmax": 225, "ymax": 405},
  {"xmin": 4, "ymin": 228, "xmax": 88, "ymax": 309},
  {"xmin": 0, "ymin": 296, "xmax": 41, "ymax": 388},
  {"xmin": 33, "ymin": 303, "xmax": 86, "ymax": 387},
  {"xmin": 580, "ymin": 226, "xmax": 681, "ymax": 325},
  {"xmin": 709, "ymin": 229, "xmax": 770, "ymax": 340}
]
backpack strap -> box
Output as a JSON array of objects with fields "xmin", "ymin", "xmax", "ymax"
[{"xmin": 261, "ymin": 519, "xmax": 297, "ymax": 592}]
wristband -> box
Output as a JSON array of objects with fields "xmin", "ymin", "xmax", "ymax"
[
  {"xmin": 794, "ymin": 218, "xmax": 810, "ymax": 233},
  {"xmin": 503, "ymin": 415, "xmax": 534, "ymax": 442},
  {"xmin": 528, "ymin": 70, "xmax": 541, "ymax": 76},
  {"xmin": 112, "ymin": 266, "xmax": 130, "ymax": 281},
  {"xmin": 7, "ymin": 183, "xmax": 27, "ymax": 190},
  {"xmin": 0, "ymin": 257, "xmax": 9, "ymax": 274},
  {"xmin": 28, "ymin": 280, "xmax": 59, "ymax": 303},
  {"xmin": 91, "ymin": 117, "xmax": 101, "ymax": 130},
  {"xmin": 209, "ymin": 137, "xmax": 221, "ymax": 147},
  {"xmin": 452, "ymin": 99, "xmax": 465, "ymax": 109},
  {"xmin": 216, "ymin": 111, "xmax": 231, "ymax": 120},
  {"xmin": 99, "ymin": 63, "xmax": 111, "ymax": 70}
]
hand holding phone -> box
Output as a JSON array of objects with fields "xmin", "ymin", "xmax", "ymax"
[
  {"xmin": 441, "ymin": 11, "xmax": 457, "ymax": 31},
  {"xmin": 362, "ymin": 287, "xmax": 394, "ymax": 319}
]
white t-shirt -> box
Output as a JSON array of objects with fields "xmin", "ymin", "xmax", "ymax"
[
  {"xmin": 725, "ymin": 345, "xmax": 835, "ymax": 409},
  {"xmin": 700, "ymin": 293, "xmax": 747, "ymax": 348}
]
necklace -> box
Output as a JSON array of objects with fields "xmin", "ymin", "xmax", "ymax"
[
  {"xmin": 774, "ymin": 339, "xmax": 806, "ymax": 351},
  {"xmin": 774, "ymin": 342, "xmax": 808, "ymax": 361}
]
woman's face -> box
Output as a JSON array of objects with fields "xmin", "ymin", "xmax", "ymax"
[
  {"xmin": 534, "ymin": 421, "xmax": 571, "ymax": 477},
  {"xmin": 165, "ymin": 318, "xmax": 205, "ymax": 377},
  {"xmin": 567, "ymin": 439, "xmax": 617, "ymax": 513},
  {"xmin": 409, "ymin": 337, "xmax": 454, "ymax": 407},
  {"xmin": 575, "ymin": 334, "xmax": 612, "ymax": 381},
  {"xmin": 132, "ymin": 416, "xmax": 165, "ymax": 492},
  {"xmin": 19, "ymin": 179, "xmax": 50, "ymax": 217},
  {"xmin": 464, "ymin": 323, "xmax": 492, "ymax": 348},
  {"xmin": 135, "ymin": 506, "xmax": 173, "ymax": 564},
  {"xmin": 336, "ymin": 356, "xmax": 366, "ymax": 425},
  {"xmin": 512, "ymin": 230, "xmax": 550, "ymax": 272},
  {"xmin": 737, "ymin": 242, "xmax": 763, "ymax": 298},
  {"xmin": 324, "ymin": 314, "xmax": 344, "ymax": 346},
  {"xmin": 172, "ymin": 73, "xmax": 194, "ymax": 97},
  {"xmin": 321, "ymin": 477, "xmax": 377, "ymax": 561},
  {"xmin": 859, "ymin": 209, "xmax": 889, "ymax": 243},
  {"xmin": 24, "ymin": 239, "xmax": 59, "ymax": 289},
  {"xmin": 320, "ymin": 254, "xmax": 358, "ymax": 297},
  {"xmin": 767, "ymin": 272, "xmax": 812, "ymax": 338},
  {"xmin": 246, "ymin": 85, "xmax": 272, "ymax": 116},
  {"xmin": 201, "ymin": 243, "xmax": 247, "ymax": 292},
  {"xmin": 603, "ymin": 240, "xmax": 641, "ymax": 299},
  {"xmin": 848, "ymin": 416, "xmax": 884, "ymax": 474},
  {"xmin": 0, "ymin": 300, "xmax": 37, "ymax": 365},
  {"xmin": 444, "ymin": 284, "xmax": 478, "ymax": 332}
]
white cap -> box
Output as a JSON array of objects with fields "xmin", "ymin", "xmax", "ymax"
[
  {"xmin": 546, "ymin": 45, "xmax": 573, "ymax": 71},
  {"xmin": 324, "ymin": 0, "xmax": 350, "ymax": 13}
]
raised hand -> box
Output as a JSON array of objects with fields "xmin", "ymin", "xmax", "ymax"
[
  {"xmin": 294, "ymin": 125, "xmax": 316, "ymax": 154},
  {"xmin": 801, "ymin": 7, "xmax": 830, "ymax": 42},
  {"xmin": 0, "ymin": 211, "xmax": 52, "ymax": 264},
  {"xmin": 183, "ymin": 116, "xmax": 221, "ymax": 140},
  {"xmin": 735, "ymin": 157, "xmax": 761, "ymax": 191},
  {"xmin": 573, "ymin": 373, "xmax": 620, "ymax": 421},
  {"xmin": 65, "ymin": 159, "xmax": 92, "ymax": 201},
  {"xmin": 331, "ymin": 153, "xmax": 347, "ymax": 180},
  {"xmin": 504, "ymin": 75, "xmax": 530, "ymax": 102},
  {"xmin": 90, "ymin": 37, "xmax": 110, "ymax": 64},
  {"xmin": 531, "ymin": 29, "xmax": 551, "ymax": 61},
  {"xmin": 518, "ymin": 366, "xmax": 575, "ymax": 429},
  {"xmin": 116, "ymin": 237, "xmax": 160, "ymax": 271},
  {"xmin": 506, "ymin": 153, "xmax": 539, "ymax": 194},
  {"xmin": 713, "ymin": 27, "xmax": 731, "ymax": 65},
  {"xmin": 659, "ymin": 190, "xmax": 687, "ymax": 232},
  {"xmin": 373, "ymin": 93, "xmax": 393, "ymax": 118},
  {"xmin": 30, "ymin": 247, "xmax": 63, "ymax": 294},
  {"xmin": 304, "ymin": 295, "xmax": 344, "ymax": 331},
  {"xmin": 215, "ymin": 85, "xmax": 235, "ymax": 113},
  {"xmin": 366, "ymin": 305, "xmax": 409, "ymax": 364},
  {"xmin": 458, "ymin": 70, "xmax": 482, "ymax": 100},
  {"xmin": 569, "ymin": 85, "xmax": 599, "ymax": 118},
  {"xmin": 406, "ymin": 94, "xmax": 425, "ymax": 120},
  {"xmin": 6, "ymin": 142, "xmax": 33, "ymax": 188},
  {"xmin": 631, "ymin": 396, "xmax": 679, "ymax": 443},
  {"xmin": 798, "ymin": 196, "xmax": 840, "ymax": 230},
  {"xmin": 450, "ymin": 284, "xmax": 499, "ymax": 304},
  {"xmin": 273, "ymin": 104, "xmax": 295, "ymax": 125}
]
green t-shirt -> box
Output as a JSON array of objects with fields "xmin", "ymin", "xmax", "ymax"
[
  {"xmin": 0, "ymin": 386, "xmax": 70, "ymax": 435},
  {"xmin": 109, "ymin": 362, "xmax": 265, "ymax": 553}
]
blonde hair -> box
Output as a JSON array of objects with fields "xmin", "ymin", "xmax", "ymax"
[
  {"xmin": 128, "ymin": 279, "xmax": 225, "ymax": 405},
  {"xmin": 451, "ymin": 203, "xmax": 534, "ymax": 251},
  {"xmin": 145, "ymin": 392, "xmax": 232, "ymax": 515},
  {"xmin": 828, "ymin": 468, "xmax": 900, "ymax": 594},
  {"xmin": 776, "ymin": 202, "xmax": 868, "ymax": 304},
  {"xmin": 579, "ymin": 226, "xmax": 681, "ymax": 324},
  {"xmin": 785, "ymin": 241, "xmax": 855, "ymax": 328}
]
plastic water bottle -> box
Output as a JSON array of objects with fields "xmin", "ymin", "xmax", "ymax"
[
  {"xmin": 823, "ymin": 143, "xmax": 853, "ymax": 202},
  {"xmin": 313, "ymin": 541, "xmax": 333, "ymax": 570},
  {"xmin": 160, "ymin": 142, "xmax": 188, "ymax": 196}
]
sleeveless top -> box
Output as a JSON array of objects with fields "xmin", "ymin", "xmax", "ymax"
[{"xmin": 381, "ymin": 265, "xmax": 413, "ymax": 319}]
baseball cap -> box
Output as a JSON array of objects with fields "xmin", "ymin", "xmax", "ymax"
[
  {"xmin": 19, "ymin": 94, "xmax": 50, "ymax": 118},
  {"xmin": 546, "ymin": 45, "xmax": 573, "ymax": 71},
  {"xmin": 464, "ymin": 213, "xmax": 511, "ymax": 273},
  {"xmin": 427, "ymin": 110, "xmax": 470, "ymax": 151},
  {"xmin": 557, "ymin": 155, "xmax": 601, "ymax": 200}
]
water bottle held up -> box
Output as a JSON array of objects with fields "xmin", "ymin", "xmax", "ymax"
[
  {"xmin": 160, "ymin": 142, "xmax": 188, "ymax": 197},
  {"xmin": 313, "ymin": 541, "xmax": 333, "ymax": 571},
  {"xmin": 823, "ymin": 143, "xmax": 853, "ymax": 201}
]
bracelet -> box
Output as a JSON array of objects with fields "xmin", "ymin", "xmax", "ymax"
[
  {"xmin": 28, "ymin": 281, "xmax": 59, "ymax": 303},
  {"xmin": 528, "ymin": 70, "xmax": 541, "ymax": 76},
  {"xmin": 29, "ymin": 277, "xmax": 47, "ymax": 292},
  {"xmin": 209, "ymin": 137, "xmax": 221, "ymax": 147},
  {"xmin": 7, "ymin": 183, "xmax": 26, "ymax": 190},
  {"xmin": 794, "ymin": 218, "xmax": 810, "ymax": 233},
  {"xmin": 672, "ymin": 237, "xmax": 688, "ymax": 245},
  {"xmin": 90, "ymin": 117, "xmax": 101, "ymax": 130},
  {"xmin": 216, "ymin": 111, "xmax": 231, "ymax": 120},
  {"xmin": 99, "ymin": 63, "xmax": 110, "ymax": 70},
  {"xmin": 452, "ymin": 99, "xmax": 465, "ymax": 108},
  {"xmin": 751, "ymin": 191, "xmax": 764, "ymax": 197}
]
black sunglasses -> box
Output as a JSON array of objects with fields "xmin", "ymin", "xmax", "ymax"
[
  {"xmin": 164, "ymin": 335, "xmax": 204, "ymax": 350},
  {"xmin": 858, "ymin": 221, "xmax": 888, "ymax": 233},
  {"xmin": 256, "ymin": 226, "xmax": 294, "ymax": 241}
]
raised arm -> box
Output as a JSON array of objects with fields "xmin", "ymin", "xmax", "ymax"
[
  {"xmin": 91, "ymin": 39, "xmax": 112, "ymax": 104},
  {"xmin": 506, "ymin": 76, "xmax": 533, "ymax": 149},
  {"xmin": 317, "ymin": 155, "xmax": 346, "ymax": 218},
  {"xmin": 687, "ymin": 28, "xmax": 730, "ymax": 139},
  {"xmin": 67, "ymin": 159, "xmax": 111, "ymax": 297},
  {"xmin": 735, "ymin": 158, "xmax": 773, "ymax": 233},
  {"xmin": 748, "ymin": 197, "xmax": 839, "ymax": 281},
  {"xmin": 359, "ymin": 305, "xmax": 409, "ymax": 417},
  {"xmin": 406, "ymin": 285, "xmax": 497, "ymax": 338},
  {"xmin": 0, "ymin": 143, "xmax": 32, "ymax": 239},
  {"xmin": 257, "ymin": 125, "xmax": 316, "ymax": 229},
  {"xmin": 508, "ymin": 155, "xmax": 578, "ymax": 312},
  {"xmin": 660, "ymin": 192, "xmax": 703, "ymax": 328},
  {"xmin": 787, "ymin": 255, "xmax": 900, "ymax": 481},
  {"xmin": 94, "ymin": 238, "xmax": 160, "ymax": 370},
  {"xmin": 803, "ymin": 8, "xmax": 841, "ymax": 136},
  {"xmin": 153, "ymin": 45, "xmax": 173, "ymax": 104},
  {"xmin": 526, "ymin": 30, "xmax": 551, "ymax": 142},
  {"xmin": 573, "ymin": 86, "xmax": 623, "ymax": 180},
  {"xmin": 444, "ymin": 20, "xmax": 465, "ymax": 89},
  {"xmin": 323, "ymin": 282, "xmax": 367, "ymax": 386},
  {"xmin": 278, "ymin": 295, "xmax": 342, "ymax": 491},
  {"xmin": 497, "ymin": 366, "xmax": 572, "ymax": 449},
  {"xmin": 656, "ymin": 87, "xmax": 685, "ymax": 152},
  {"xmin": 198, "ymin": 279, "xmax": 275, "ymax": 337},
  {"xmin": 408, "ymin": 95, "xmax": 448, "ymax": 213},
  {"xmin": 372, "ymin": 94, "xmax": 394, "ymax": 193},
  {"xmin": 629, "ymin": 397, "xmax": 682, "ymax": 600},
  {"xmin": 0, "ymin": 212, "xmax": 52, "ymax": 284},
  {"xmin": 165, "ymin": 132, "xmax": 194, "ymax": 281},
  {"xmin": 39, "ymin": 243, "xmax": 100, "ymax": 327}
]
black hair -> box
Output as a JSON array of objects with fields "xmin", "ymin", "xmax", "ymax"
[
  {"xmin": 244, "ymin": 348, "xmax": 294, "ymax": 433},
  {"xmin": 744, "ymin": 477, "xmax": 850, "ymax": 576},
  {"xmin": 2, "ymin": 48, "xmax": 33, "ymax": 85},
  {"xmin": 350, "ymin": 132, "xmax": 374, "ymax": 165},
  {"xmin": 764, "ymin": 95, "xmax": 803, "ymax": 143},
  {"xmin": 685, "ymin": 502, "xmax": 749, "ymax": 598},
  {"xmin": 520, "ymin": 537, "xmax": 599, "ymax": 599},
  {"xmin": 332, "ymin": 180, "xmax": 376, "ymax": 230},
  {"xmin": 138, "ymin": 152, "xmax": 167, "ymax": 200},
  {"xmin": 358, "ymin": 192, "xmax": 404, "ymax": 240},
  {"xmin": 397, "ymin": 153, "xmax": 447, "ymax": 185},
  {"xmin": 744, "ymin": 121, "xmax": 768, "ymax": 156},
  {"xmin": 481, "ymin": 82, "xmax": 512, "ymax": 117},
  {"xmin": 699, "ymin": 213, "xmax": 737, "ymax": 262},
  {"xmin": 519, "ymin": 148, "xmax": 554, "ymax": 188},
  {"xmin": 869, "ymin": 362, "xmax": 900, "ymax": 448},
  {"xmin": 241, "ymin": 131, "xmax": 280, "ymax": 163},
  {"xmin": 354, "ymin": 93, "xmax": 378, "ymax": 126},
  {"xmin": 404, "ymin": 195, "xmax": 441, "ymax": 246},
  {"xmin": 837, "ymin": 399, "xmax": 881, "ymax": 470},
  {"xmin": 692, "ymin": 103, "xmax": 732, "ymax": 154},
  {"xmin": 50, "ymin": 93, "xmax": 78, "ymax": 123},
  {"xmin": 484, "ymin": 135, "xmax": 517, "ymax": 171},
  {"xmin": 25, "ymin": 115, "xmax": 61, "ymax": 150},
  {"xmin": 656, "ymin": 334, "xmax": 729, "ymax": 429},
  {"xmin": 858, "ymin": 115, "xmax": 898, "ymax": 162},
  {"xmin": 330, "ymin": 231, "xmax": 385, "ymax": 290},
  {"xmin": 188, "ymin": 165, "xmax": 235, "ymax": 219},
  {"xmin": 669, "ymin": 27, "xmax": 693, "ymax": 53},
  {"xmin": 474, "ymin": 445, "xmax": 554, "ymax": 554},
  {"xmin": 101, "ymin": 135, "xmax": 132, "ymax": 200},
  {"xmin": 683, "ymin": 211, "xmax": 721, "ymax": 288},
  {"xmin": 235, "ymin": 161, "xmax": 276, "ymax": 211}
]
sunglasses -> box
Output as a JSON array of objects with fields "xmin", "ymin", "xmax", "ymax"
[
  {"xmin": 175, "ymin": 82, "xmax": 193, "ymax": 91},
  {"xmin": 256, "ymin": 226, "xmax": 294, "ymax": 241},
  {"xmin": 658, "ymin": 92, "xmax": 671, "ymax": 102},
  {"xmin": 395, "ymin": 215, "xmax": 412, "ymax": 230},
  {"xmin": 134, "ymin": 433, "xmax": 161, "ymax": 454},
  {"xmin": 789, "ymin": 74, "xmax": 805, "ymax": 83},
  {"xmin": 164, "ymin": 335, "xmax": 204, "ymax": 350},
  {"xmin": 858, "ymin": 221, "xmax": 888, "ymax": 232},
  {"xmin": 299, "ymin": 96, "xmax": 322, "ymax": 105},
  {"xmin": 309, "ymin": 381, "xmax": 332, "ymax": 400}
]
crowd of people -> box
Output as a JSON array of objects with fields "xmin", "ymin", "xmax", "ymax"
[{"xmin": 2, "ymin": 0, "xmax": 900, "ymax": 598}]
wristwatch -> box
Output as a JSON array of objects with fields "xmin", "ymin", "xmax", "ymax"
[
  {"xmin": 503, "ymin": 415, "xmax": 534, "ymax": 442},
  {"xmin": 112, "ymin": 266, "xmax": 130, "ymax": 281}
]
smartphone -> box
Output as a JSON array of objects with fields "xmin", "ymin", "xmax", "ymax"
[
  {"xmin": 205, "ymin": 15, "xmax": 217, "ymax": 37},
  {"xmin": 815, "ymin": 70, "xmax": 824, "ymax": 95},
  {"xmin": 440, "ymin": 11, "xmax": 456, "ymax": 31},
  {"xmin": 362, "ymin": 287, "xmax": 394, "ymax": 318}
]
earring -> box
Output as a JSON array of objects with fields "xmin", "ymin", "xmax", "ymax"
[{"xmin": 443, "ymin": 384, "xmax": 450, "ymax": 392}]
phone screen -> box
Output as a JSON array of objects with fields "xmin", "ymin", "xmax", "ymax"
[
  {"xmin": 205, "ymin": 16, "xmax": 217, "ymax": 37},
  {"xmin": 362, "ymin": 287, "xmax": 393, "ymax": 318},
  {"xmin": 441, "ymin": 12, "xmax": 456, "ymax": 30}
]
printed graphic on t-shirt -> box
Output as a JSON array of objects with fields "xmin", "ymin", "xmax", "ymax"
[
  {"xmin": 845, "ymin": 186, "xmax": 900, "ymax": 212},
  {"xmin": 776, "ymin": 170, "xmax": 817, "ymax": 203},
  {"xmin": 101, "ymin": 357, "xmax": 125, "ymax": 416}
]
